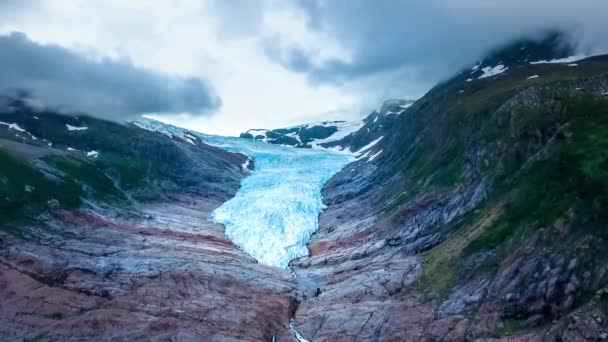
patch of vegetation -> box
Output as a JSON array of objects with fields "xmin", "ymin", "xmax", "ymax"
[
  {"xmin": 429, "ymin": 158, "xmax": 464, "ymax": 188},
  {"xmin": 417, "ymin": 209, "xmax": 493, "ymax": 298},
  {"xmin": 493, "ymin": 318, "xmax": 530, "ymax": 336},
  {"xmin": 0, "ymin": 149, "xmax": 82, "ymax": 227},
  {"xmin": 43, "ymin": 155, "xmax": 126, "ymax": 203},
  {"xmin": 0, "ymin": 105, "xmax": 186, "ymax": 193},
  {"xmin": 464, "ymin": 96, "xmax": 608, "ymax": 256},
  {"xmin": 418, "ymin": 248, "xmax": 458, "ymax": 299},
  {"xmin": 96, "ymin": 152, "xmax": 154, "ymax": 189},
  {"xmin": 384, "ymin": 136, "xmax": 465, "ymax": 215}
]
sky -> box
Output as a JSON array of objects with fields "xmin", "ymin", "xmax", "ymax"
[{"xmin": 1, "ymin": 0, "xmax": 607, "ymax": 135}]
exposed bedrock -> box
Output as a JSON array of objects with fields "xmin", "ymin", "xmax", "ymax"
[{"xmin": 0, "ymin": 196, "xmax": 300, "ymax": 341}]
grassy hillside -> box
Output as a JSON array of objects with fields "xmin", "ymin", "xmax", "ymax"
[
  {"xmin": 0, "ymin": 100, "xmax": 245, "ymax": 230},
  {"xmin": 375, "ymin": 54, "xmax": 608, "ymax": 336}
]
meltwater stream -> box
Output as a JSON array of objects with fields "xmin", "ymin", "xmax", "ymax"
[{"xmin": 196, "ymin": 133, "xmax": 353, "ymax": 268}]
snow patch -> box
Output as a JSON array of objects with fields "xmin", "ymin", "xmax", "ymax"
[
  {"xmin": 354, "ymin": 136, "xmax": 383, "ymax": 154},
  {"xmin": 368, "ymin": 149, "xmax": 383, "ymax": 162},
  {"xmin": 527, "ymin": 75, "xmax": 540, "ymax": 80},
  {"xmin": 133, "ymin": 120, "xmax": 173, "ymax": 138},
  {"xmin": 0, "ymin": 121, "xmax": 26, "ymax": 132},
  {"xmin": 184, "ymin": 133, "xmax": 198, "ymax": 145},
  {"xmin": 285, "ymin": 131, "xmax": 301, "ymax": 143},
  {"xmin": 530, "ymin": 55, "xmax": 586, "ymax": 65},
  {"xmin": 134, "ymin": 118, "xmax": 206, "ymax": 146},
  {"xmin": 66, "ymin": 124, "xmax": 88, "ymax": 131},
  {"xmin": 308, "ymin": 120, "xmax": 364, "ymax": 149},
  {"xmin": 0, "ymin": 121, "xmax": 38, "ymax": 140},
  {"xmin": 356, "ymin": 150, "xmax": 371, "ymax": 160},
  {"xmin": 478, "ymin": 65, "xmax": 508, "ymax": 79},
  {"xmin": 86, "ymin": 151, "xmax": 99, "ymax": 157},
  {"xmin": 242, "ymin": 158, "xmax": 252, "ymax": 172}
]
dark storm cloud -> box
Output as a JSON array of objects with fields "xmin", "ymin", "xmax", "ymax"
[
  {"xmin": 0, "ymin": 32, "xmax": 221, "ymax": 120},
  {"xmin": 265, "ymin": 0, "xmax": 608, "ymax": 85}
]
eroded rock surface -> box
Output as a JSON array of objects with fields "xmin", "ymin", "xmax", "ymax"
[{"xmin": 0, "ymin": 195, "xmax": 299, "ymax": 341}]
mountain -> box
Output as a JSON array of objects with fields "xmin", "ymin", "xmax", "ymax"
[
  {"xmin": 239, "ymin": 99, "xmax": 415, "ymax": 154},
  {"xmin": 288, "ymin": 35, "xmax": 608, "ymax": 340},
  {"xmin": 240, "ymin": 120, "xmax": 364, "ymax": 148},
  {"xmin": 0, "ymin": 98, "xmax": 300, "ymax": 341},
  {"xmin": 2, "ymin": 31, "xmax": 608, "ymax": 341}
]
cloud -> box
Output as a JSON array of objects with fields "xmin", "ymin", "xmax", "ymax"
[
  {"xmin": 0, "ymin": 0, "xmax": 39, "ymax": 22},
  {"xmin": 208, "ymin": 0, "xmax": 264, "ymax": 39},
  {"xmin": 0, "ymin": 31, "xmax": 221, "ymax": 120},
  {"xmin": 1, "ymin": 1, "xmax": 607, "ymax": 135},
  {"xmin": 264, "ymin": 0, "xmax": 608, "ymax": 85}
]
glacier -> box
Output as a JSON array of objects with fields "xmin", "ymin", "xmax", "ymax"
[
  {"xmin": 195, "ymin": 132, "xmax": 354, "ymax": 268},
  {"xmin": 133, "ymin": 118, "xmax": 354, "ymax": 268}
]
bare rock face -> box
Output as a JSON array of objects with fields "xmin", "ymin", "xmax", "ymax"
[{"xmin": 0, "ymin": 196, "xmax": 299, "ymax": 341}]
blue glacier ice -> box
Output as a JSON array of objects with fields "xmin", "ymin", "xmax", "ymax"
[{"xmin": 194, "ymin": 133, "xmax": 354, "ymax": 268}]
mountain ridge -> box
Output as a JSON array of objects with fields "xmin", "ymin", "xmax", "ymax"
[{"xmin": 239, "ymin": 99, "xmax": 415, "ymax": 155}]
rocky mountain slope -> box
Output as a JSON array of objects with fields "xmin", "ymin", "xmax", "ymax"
[
  {"xmin": 289, "ymin": 37, "xmax": 608, "ymax": 340},
  {"xmin": 0, "ymin": 98, "xmax": 300, "ymax": 341}
]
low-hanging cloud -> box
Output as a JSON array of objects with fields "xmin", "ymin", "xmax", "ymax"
[
  {"xmin": 0, "ymin": 32, "xmax": 221, "ymax": 120},
  {"xmin": 264, "ymin": 0, "xmax": 608, "ymax": 86}
]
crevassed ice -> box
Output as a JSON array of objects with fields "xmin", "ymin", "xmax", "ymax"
[{"xmin": 195, "ymin": 133, "xmax": 353, "ymax": 268}]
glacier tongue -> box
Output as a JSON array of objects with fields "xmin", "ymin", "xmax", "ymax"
[{"xmin": 195, "ymin": 133, "xmax": 353, "ymax": 268}]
